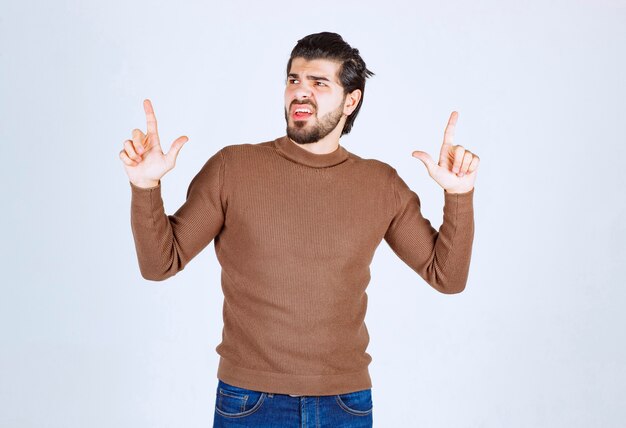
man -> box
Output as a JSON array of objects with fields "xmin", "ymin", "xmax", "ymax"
[{"xmin": 119, "ymin": 32, "xmax": 478, "ymax": 428}]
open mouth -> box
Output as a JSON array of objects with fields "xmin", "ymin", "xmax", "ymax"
[{"xmin": 292, "ymin": 106, "xmax": 314, "ymax": 120}]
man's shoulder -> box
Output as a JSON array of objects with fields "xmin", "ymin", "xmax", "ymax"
[
  {"xmin": 217, "ymin": 137, "xmax": 278, "ymax": 157},
  {"xmin": 346, "ymin": 150, "xmax": 396, "ymax": 176}
]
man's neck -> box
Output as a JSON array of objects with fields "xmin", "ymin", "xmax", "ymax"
[{"xmin": 287, "ymin": 126, "xmax": 343, "ymax": 155}]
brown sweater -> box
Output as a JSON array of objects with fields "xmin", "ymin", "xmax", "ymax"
[{"xmin": 129, "ymin": 135, "xmax": 475, "ymax": 396}]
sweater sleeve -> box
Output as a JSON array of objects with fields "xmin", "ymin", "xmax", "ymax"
[
  {"xmin": 383, "ymin": 168, "xmax": 475, "ymax": 294},
  {"xmin": 129, "ymin": 149, "xmax": 226, "ymax": 281}
]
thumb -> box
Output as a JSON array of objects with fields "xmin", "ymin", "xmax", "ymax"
[
  {"xmin": 412, "ymin": 150, "xmax": 436, "ymax": 172},
  {"xmin": 166, "ymin": 136, "xmax": 189, "ymax": 166}
]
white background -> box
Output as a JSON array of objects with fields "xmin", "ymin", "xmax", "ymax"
[{"xmin": 1, "ymin": 0, "xmax": 625, "ymax": 426}]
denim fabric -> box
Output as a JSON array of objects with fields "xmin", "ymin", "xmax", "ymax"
[{"xmin": 213, "ymin": 379, "xmax": 373, "ymax": 427}]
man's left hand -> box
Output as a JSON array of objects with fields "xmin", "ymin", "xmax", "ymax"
[{"xmin": 412, "ymin": 111, "xmax": 479, "ymax": 194}]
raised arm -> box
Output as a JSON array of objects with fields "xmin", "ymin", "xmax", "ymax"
[
  {"xmin": 120, "ymin": 99, "xmax": 225, "ymax": 280},
  {"xmin": 384, "ymin": 171, "xmax": 474, "ymax": 294},
  {"xmin": 384, "ymin": 111, "xmax": 479, "ymax": 293}
]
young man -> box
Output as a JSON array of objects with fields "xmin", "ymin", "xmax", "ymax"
[{"xmin": 120, "ymin": 32, "xmax": 479, "ymax": 427}]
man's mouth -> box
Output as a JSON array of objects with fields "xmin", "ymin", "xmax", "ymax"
[{"xmin": 292, "ymin": 105, "xmax": 314, "ymax": 120}]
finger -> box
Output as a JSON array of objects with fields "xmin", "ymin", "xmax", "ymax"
[
  {"xmin": 451, "ymin": 145, "xmax": 465, "ymax": 173},
  {"xmin": 459, "ymin": 151, "xmax": 473, "ymax": 175},
  {"xmin": 124, "ymin": 139, "xmax": 142, "ymax": 162},
  {"xmin": 439, "ymin": 111, "xmax": 458, "ymax": 164},
  {"xmin": 412, "ymin": 150, "xmax": 436, "ymax": 173},
  {"xmin": 143, "ymin": 99, "xmax": 159, "ymax": 136},
  {"xmin": 119, "ymin": 149, "xmax": 138, "ymax": 166},
  {"xmin": 165, "ymin": 135, "xmax": 189, "ymax": 166},
  {"xmin": 131, "ymin": 129, "xmax": 146, "ymax": 154},
  {"xmin": 467, "ymin": 155, "xmax": 480, "ymax": 174}
]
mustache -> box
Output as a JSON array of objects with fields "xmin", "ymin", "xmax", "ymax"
[{"xmin": 290, "ymin": 100, "xmax": 316, "ymax": 110}]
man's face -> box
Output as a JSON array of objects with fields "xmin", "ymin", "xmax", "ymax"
[{"xmin": 284, "ymin": 57, "xmax": 347, "ymax": 145}]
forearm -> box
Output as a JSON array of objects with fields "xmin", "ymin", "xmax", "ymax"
[
  {"xmin": 430, "ymin": 188, "xmax": 475, "ymax": 293},
  {"xmin": 130, "ymin": 181, "xmax": 181, "ymax": 281}
]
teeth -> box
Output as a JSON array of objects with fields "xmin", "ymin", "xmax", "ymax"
[{"xmin": 295, "ymin": 108, "xmax": 312, "ymax": 114}]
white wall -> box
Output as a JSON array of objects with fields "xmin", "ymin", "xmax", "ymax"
[{"xmin": 1, "ymin": 0, "xmax": 625, "ymax": 426}]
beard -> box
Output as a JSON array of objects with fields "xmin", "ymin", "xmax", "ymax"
[{"xmin": 284, "ymin": 96, "xmax": 346, "ymax": 145}]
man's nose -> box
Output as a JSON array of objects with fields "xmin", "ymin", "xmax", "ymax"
[{"xmin": 294, "ymin": 82, "xmax": 313, "ymax": 99}]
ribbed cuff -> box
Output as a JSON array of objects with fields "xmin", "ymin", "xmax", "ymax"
[
  {"xmin": 444, "ymin": 187, "xmax": 474, "ymax": 214},
  {"xmin": 129, "ymin": 180, "xmax": 161, "ymax": 192}
]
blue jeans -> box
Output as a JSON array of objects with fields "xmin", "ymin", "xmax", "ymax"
[{"xmin": 213, "ymin": 379, "xmax": 373, "ymax": 427}]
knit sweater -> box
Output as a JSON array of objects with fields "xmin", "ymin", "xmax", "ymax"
[{"xmin": 129, "ymin": 135, "xmax": 475, "ymax": 396}]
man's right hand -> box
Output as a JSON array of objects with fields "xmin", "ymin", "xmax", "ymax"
[{"xmin": 119, "ymin": 99, "xmax": 189, "ymax": 188}]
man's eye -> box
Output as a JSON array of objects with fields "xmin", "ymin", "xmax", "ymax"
[
  {"xmin": 289, "ymin": 79, "xmax": 299, "ymax": 84},
  {"xmin": 316, "ymin": 82, "xmax": 326, "ymax": 86}
]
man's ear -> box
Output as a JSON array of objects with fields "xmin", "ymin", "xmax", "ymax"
[{"xmin": 343, "ymin": 89, "xmax": 362, "ymax": 116}]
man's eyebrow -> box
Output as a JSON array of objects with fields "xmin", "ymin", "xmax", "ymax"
[{"xmin": 287, "ymin": 73, "xmax": 332, "ymax": 82}]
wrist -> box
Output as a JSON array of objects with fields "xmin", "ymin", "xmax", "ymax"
[
  {"xmin": 445, "ymin": 186, "xmax": 474, "ymax": 194},
  {"xmin": 131, "ymin": 179, "xmax": 159, "ymax": 189}
]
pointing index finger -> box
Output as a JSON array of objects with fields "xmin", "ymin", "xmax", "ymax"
[
  {"xmin": 443, "ymin": 111, "xmax": 458, "ymax": 148},
  {"xmin": 439, "ymin": 111, "xmax": 458, "ymax": 162},
  {"xmin": 143, "ymin": 99, "xmax": 159, "ymax": 136}
]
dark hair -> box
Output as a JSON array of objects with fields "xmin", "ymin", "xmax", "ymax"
[{"xmin": 286, "ymin": 32, "xmax": 375, "ymax": 136}]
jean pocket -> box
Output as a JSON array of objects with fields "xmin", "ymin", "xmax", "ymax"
[
  {"xmin": 215, "ymin": 379, "xmax": 267, "ymax": 418},
  {"xmin": 335, "ymin": 388, "xmax": 373, "ymax": 416}
]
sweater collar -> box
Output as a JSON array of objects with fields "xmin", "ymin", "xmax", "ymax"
[{"xmin": 273, "ymin": 135, "xmax": 350, "ymax": 168}]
